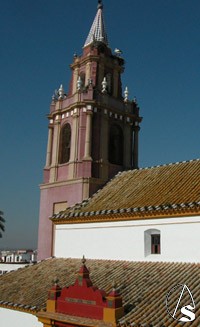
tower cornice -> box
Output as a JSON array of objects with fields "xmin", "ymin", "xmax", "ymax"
[
  {"xmin": 70, "ymin": 55, "xmax": 100, "ymax": 69},
  {"xmin": 70, "ymin": 54, "xmax": 124, "ymax": 71}
]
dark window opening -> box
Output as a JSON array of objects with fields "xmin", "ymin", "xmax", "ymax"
[
  {"xmin": 80, "ymin": 72, "xmax": 86, "ymax": 87},
  {"xmin": 106, "ymin": 72, "xmax": 112, "ymax": 95},
  {"xmin": 59, "ymin": 124, "xmax": 71, "ymax": 164},
  {"xmin": 109, "ymin": 124, "xmax": 123, "ymax": 165},
  {"xmin": 151, "ymin": 234, "xmax": 160, "ymax": 254}
]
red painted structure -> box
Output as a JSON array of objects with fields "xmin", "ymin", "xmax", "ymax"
[
  {"xmin": 57, "ymin": 263, "xmax": 107, "ymax": 320},
  {"xmin": 43, "ymin": 257, "xmax": 124, "ymax": 325}
]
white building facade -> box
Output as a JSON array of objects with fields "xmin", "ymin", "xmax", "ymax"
[
  {"xmin": 54, "ymin": 214, "xmax": 200, "ymax": 263},
  {"xmin": 52, "ymin": 159, "xmax": 200, "ymax": 264},
  {"xmin": 0, "ymin": 263, "xmax": 29, "ymax": 275},
  {"xmin": 0, "ymin": 308, "xmax": 42, "ymax": 327},
  {"xmin": 0, "ymin": 250, "xmax": 37, "ymax": 263},
  {"xmin": 0, "ymin": 250, "xmax": 37, "ymax": 274}
]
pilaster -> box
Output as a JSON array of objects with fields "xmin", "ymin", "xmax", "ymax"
[
  {"xmin": 85, "ymin": 62, "xmax": 91, "ymax": 85},
  {"xmin": 45, "ymin": 125, "xmax": 53, "ymax": 167},
  {"xmin": 99, "ymin": 110, "xmax": 109, "ymax": 180},
  {"xmin": 83, "ymin": 108, "xmax": 93, "ymax": 160},
  {"xmin": 72, "ymin": 67, "xmax": 79, "ymax": 94},
  {"xmin": 133, "ymin": 123, "xmax": 140, "ymax": 169},
  {"xmin": 49, "ymin": 117, "xmax": 61, "ymax": 183},
  {"xmin": 68, "ymin": 109, "xmax": 79, "ymax": 179},
  {"xmin": 123, "ymin": 123, "xmax": 132, "ymax": 169},
  {"xmin": 98, "ymin": 63, "xmax": 104, "ymax": 91}
]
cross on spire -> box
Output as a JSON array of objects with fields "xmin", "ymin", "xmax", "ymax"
[{"xmin": 84, "ymin": 0, "xmax": 108, "ymax": 47}]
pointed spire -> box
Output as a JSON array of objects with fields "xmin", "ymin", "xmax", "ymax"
[{"xmin": 84, "ymin": 1, "xmax": 108, "ymax": 47}]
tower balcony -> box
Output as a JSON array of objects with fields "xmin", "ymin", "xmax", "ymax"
[
  {"xmin": 50, "ymin": 89, "xmax": 139, "ymax": 117},
  {"xmin": 50, "ymin": 87, "xmax": 94, "ymax": 114},
  {"xmin": 95, "ymin": 92, "xmax": 138, "ymax": 115}
]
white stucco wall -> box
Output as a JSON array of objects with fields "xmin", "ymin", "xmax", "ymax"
[
  {"xmin": 54, "ymin": 215, "xmax": 200, "ymax": 263},
  {"xmin": 0, "ymin": 263, "xmax": 29, "ymax": 274},
  {"xmin": 0, "ymin": 307, "xmax": 42, "ymax": 327}
]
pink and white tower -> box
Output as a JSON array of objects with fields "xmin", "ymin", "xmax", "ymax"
[{"xmin": 37, "ymin": 1, "xmax": 142, "ymax": 260}]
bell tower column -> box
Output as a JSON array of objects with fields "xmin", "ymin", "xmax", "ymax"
[
  {"xmin": 84, "ymin": 108, "xmax": 93, "ymax": 160},
  {"xmin": 99, "ymin": 111, "xmax": 109, "ymax": 180},
  {"xmin": 132, "ymin": 122, "xmax": 140, "ymax": 169},
  {"xmin": 49, "ymin": 117, "xmax": 61, "ymax": 183},
  {"xmin": 45, "ymin": 125, "xmax": 53, "ymax": 167},
  {"xmin": 68, "ymin": 109, "xmax": 79, "ymax": 179}
]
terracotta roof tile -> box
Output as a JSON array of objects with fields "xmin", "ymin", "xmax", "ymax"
[
  {"xmin": 52, "ymin": 160, "xmax": 200, "ymax": 221},
  {"xmin": 0, "ymin": 258, "xmax": 200, "ymax": 326}
]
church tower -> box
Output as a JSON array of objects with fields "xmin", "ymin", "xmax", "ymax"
[{"xmin": 37, "ymin": 1, "xmax": 142, "ymax": 260}]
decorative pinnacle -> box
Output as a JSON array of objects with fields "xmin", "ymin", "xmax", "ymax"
[
  {"xmin": 77, "ymin": 76, "xmax": 82, "ymax": 91},
  {"xmin": 58, "ymin": 84, "xmax": 64, "ymax": 100},
  {"xmin": 82, "ymin": 255, "xmax": 86, "ymax": 265},
  {"xmin": 102, "ymin": 76, "xmax": 107, "ymax": 93},
  {"xmin": 133, "ymin": 96, "xmax": 137, "ymax": 104},
  {"xmin": 53, "ymin": 277, "xmax": 59, "ymax": 285},
  {"xmin": 112, "ymin": 280, "xmax": 117, "ymax": 290},
  {"xmin": 97, "ymin": 0, "xmax": 103, "ymax": 9},
  {"xmin": 124, "ymin": 86, "xmax": 129, "ymax": 102}
]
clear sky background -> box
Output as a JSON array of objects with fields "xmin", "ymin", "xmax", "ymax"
[{"xmin": 0, "ymin": 0, "xmax": 199, "ymax": 250}]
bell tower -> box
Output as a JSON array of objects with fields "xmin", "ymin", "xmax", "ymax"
[{"xmin": 37, "ymin": 1, "xmax": 142, "ymax": 260}]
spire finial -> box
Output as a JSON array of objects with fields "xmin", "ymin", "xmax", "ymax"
[{"xmin": 97, "ymin": 0, "xmax": 103, "ymax": 9}]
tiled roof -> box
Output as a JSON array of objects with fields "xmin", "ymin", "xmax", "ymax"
[
  {"xmin": 52, "ymin": 159, "xmax": 200, "ymax": 221},
  {"xmin": 84, "ymin": 1, "xmax": 108, "ymax": 47},
  {"xmin": 0, "ymin": 258, "xmax": 200, "ymax": 326}
]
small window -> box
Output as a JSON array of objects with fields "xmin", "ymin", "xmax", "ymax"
[
  {"xmin": 151, "ymin": 234, "xmax": 160, "ymax": 254},
  {"xmin": 59, "ymin": 124, "xmax": 71, "ymax": 164},
  {"xmin": 144, "ymin": 229, "xmax": 161, "ymax": 256}
]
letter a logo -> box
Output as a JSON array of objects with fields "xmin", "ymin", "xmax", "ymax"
[{"xmin": 166, "ymin": 284, "xmax": 195, "ymax": 322}]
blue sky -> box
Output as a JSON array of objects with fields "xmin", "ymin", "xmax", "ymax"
[{"xmin": 0, "ymin": 0, "xmax": 199, "ymax": 250}]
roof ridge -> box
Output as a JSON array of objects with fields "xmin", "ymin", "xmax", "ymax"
[
  {"xmin": 52, "ymin": 201, "xmax": 200, "ymax": 220},
  {"xmin": 139, "ymin": 158, "xmax": 200, "ymax": 171}
]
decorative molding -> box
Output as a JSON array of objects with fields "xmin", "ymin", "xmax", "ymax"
[
  {"xmin": 51, "ymin": 204, "xmax": 200, "ymax": 225},
  {"xmin": 0, "ymin": 301, "xmax": 39, "ymax": 314}
]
